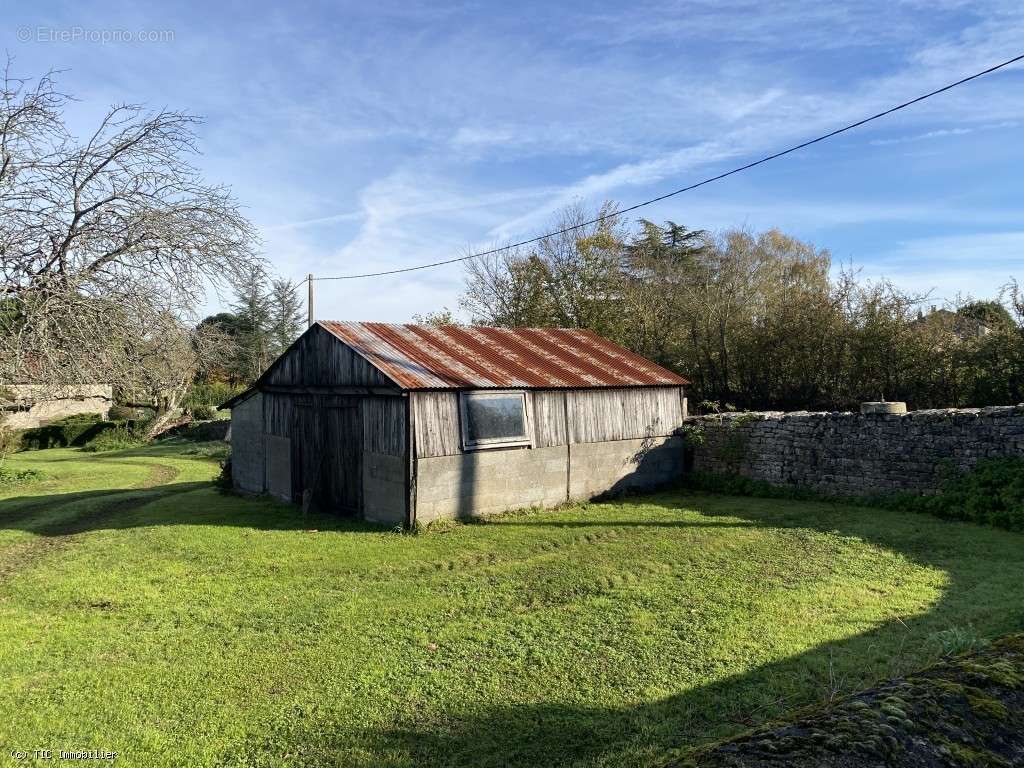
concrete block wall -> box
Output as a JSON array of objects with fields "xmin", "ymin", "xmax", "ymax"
[
  {"xmin": 415, "ymin": 437, "xmax": 684, "ymax": 523},
  {"xmin": 568, "ymin": 436, "xmax": 684, "ymax": 500},
  {"xmin": 362, "ymin": 451, "xmax": 406, "ymax": 525},
  {"xmin": 265, "ymin": 434, "xmax": 292, "ymax": 502},
  {"xmin": 690, "ymin": 405, "xmax": 1024, "ymax": 496},
  {"xmin": 230, "ymin": 393, "xmax": 265, "ymax": 493},
  {"xmin": 415, "ymin": 445, "xmax": 568, "ymax": 523}
]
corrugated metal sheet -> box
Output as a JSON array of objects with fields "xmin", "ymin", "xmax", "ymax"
[{"xmin": 318, "ymin": 321, "xmax": 689, "ymax": 390}]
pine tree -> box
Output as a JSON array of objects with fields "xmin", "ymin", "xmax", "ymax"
[
  {"xmin": 230, "ymin": 267, "xmax": 274, "ymax": 381},
  {"xmin": 268, "ymin": 278, "xmax": 306, "ymax": 357}
]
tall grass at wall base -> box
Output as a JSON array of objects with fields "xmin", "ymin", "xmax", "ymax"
[{"xmin": 683, "ymin": 457, "xmax": 1024, "ymax": 531}]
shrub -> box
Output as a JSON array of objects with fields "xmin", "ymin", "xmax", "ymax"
[
  {"xmin": 80, "ymin": 424, "xmax": 145, "ymax": 452},
  {"xmin": 883, "ymin": 458, "xmax": 1024, "ymax": 531},
  {"xmin": 161, "ymin": 420, "xmax": 229, "ymax": 443},
  {"xmin": 191, "ymin": 404, "xmax": 216, "ymax": 421},
  {"xmin": 214, "ymin": 458, "xmax": 233, "ymax": 490},
  {"xmin": 20, "ymin": 414, "xmax": 118, "ymax": 449},
  {"xmin": 108, "ymin": 404, "xmax": 150, "ymax": 421}
]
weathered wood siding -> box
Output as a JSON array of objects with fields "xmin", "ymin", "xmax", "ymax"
[
  {"xmin": 533, "ymin": 390, "xmax": 568, "ymax": 448},
  {"xmin": 568, "ymin": 388, "xmax": 683, "ymax": 443},
  {"xmin": 264, "ymin": 324, "xmax": 394, "ymax": 388},
  {"xmin": 263, "ymin": 391, "xmax": 295, "ymax": 437},
  {"xmin": 363, "ymin": 397, "xmax": 406, "ymax": 457},
  {"xmin": 412, "ymin": 391, "xmax": 461, "ymax": 458},
  {"xmin": 413, "ymin": 387, "xmax": 684, "ymax": 458}
]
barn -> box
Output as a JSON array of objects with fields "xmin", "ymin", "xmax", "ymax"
[{"xmin": 223, "ymin": 321, "xmax": 689, "ymax": 526}]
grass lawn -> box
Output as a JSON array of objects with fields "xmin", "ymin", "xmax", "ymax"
[{"xmin": 1, "ymin": 444, "xmax": 1023, "ymax": 767}]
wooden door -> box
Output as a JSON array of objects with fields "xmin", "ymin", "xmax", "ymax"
[
  {"xmin": 290, "ymin": 396, "xmax": 362, "ymax": 514},
  {"xmin": 291, "ymin": 399, "xmax": 322, "ymax": 506},
  {"xmin": 320, "ymin": 400, "xmax": 362, "ymax": 514}
]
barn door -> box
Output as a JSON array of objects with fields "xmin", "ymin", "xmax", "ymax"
[
  {"xmin": 321, "ymin": 400, "xmax": 362, "ymax": 514},
  {"xmin": 291, "ymin": 399, "xmax": 322, "ymax": 507},
  {"xmin": 290, "ymin": 396, "xmax": 362, "ymax": 515}
]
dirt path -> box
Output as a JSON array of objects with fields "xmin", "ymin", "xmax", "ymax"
[
  {"xmin": 0, "ymin": 458, "xmax": 194, "ymax": 582},
  {"xmin": 0, "ymin": 459, "xmax": 182, "ymax": 524}
]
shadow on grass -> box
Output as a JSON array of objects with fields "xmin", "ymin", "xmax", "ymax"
[
  {"xmin": 0, "ymin": 483, "xmax": 387, "ymax": 536},
  {"xmin": 4, "ymin": 465, "xmax": 1024, "ymax": 766},
  {"xmin": 343, "ymin": 491, "xmax": 1024, "ymax": 768}
]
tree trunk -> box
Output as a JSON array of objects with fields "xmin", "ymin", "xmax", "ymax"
[{"xmin": 145, "ymin": 391, "xmax": 182, "ymax": 439}]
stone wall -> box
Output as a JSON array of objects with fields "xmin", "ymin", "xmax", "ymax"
[
  {"xmin": 689, "ymin": 406, "xmax": 1024, "ymax": 496},
  {"xmin": 2, "ymin": 384, "xmax": 112, "ymax": 429}
]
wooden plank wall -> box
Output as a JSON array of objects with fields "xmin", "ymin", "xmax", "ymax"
[
  {"xmin": 413, "ymin": 387, "xmax": 684, "ymax": 458},
  {"xmin": 263, "ymin": 391, "xmax": 295, "ymax": 437},
  {"xmin": 533, "ymin": 390, "xmax": 567, "ymax": 448},
  {"xmin": 412, "ymin": 392, "xmax": 461, "ymax": 458},
  {"xmin": 363, "ymin": 397, "xmax": 405, "ymax": 457},
  {"xmin": 567, "ymin": 388, "xmax": 683, "ymax": 443},
  {"xmin": 265, "ymin": 325, "xmax": 394, "ymax": 388}
]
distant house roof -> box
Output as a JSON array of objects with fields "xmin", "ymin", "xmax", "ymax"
[{"xmin": 319, "ymin": 321, "xmax": 688, "ymax": 390}]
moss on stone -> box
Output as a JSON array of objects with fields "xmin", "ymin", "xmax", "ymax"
[{"xmin": 681, "ymin": 633, "xmax": 1024, "ymax": 768}]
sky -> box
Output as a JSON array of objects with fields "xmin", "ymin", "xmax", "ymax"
[{"xmin": 6, "ymin": 0, "xmax": 1024, "ymax": 322}]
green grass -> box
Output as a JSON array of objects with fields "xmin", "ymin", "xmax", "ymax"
[{"xmin": 1, "ymin": 445, "xmax": 1023, "ymax": 767}]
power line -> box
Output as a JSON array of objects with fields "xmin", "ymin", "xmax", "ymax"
[{"xmin": 308, "ymin": 52, "xmax": 1024, "ymax": 283}]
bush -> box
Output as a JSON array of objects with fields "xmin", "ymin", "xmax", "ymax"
[
  {"xmin": 0, "ymin": 426, "xmax": 22, "ymax": 458},
  {"xmin": 161, "ymin": 420, "xmax": 229, "ymax": 443},
  {"xmin": 108, "ymin": 404, "xmax": 151, "ymax": 421},
  {"xmin": 215, "ymin": 458, "xmax": 233, "ymax": 490},
  {"xmin": 20, "ymin": 414, "xmax": 118, "ymax": 449},
  {"xmin": 191, "ymin": 404, "xmax": 216, "ymax": 421},
  {"xmin": 80, "ymin": 424, "xmax": 145, "ymax": 452},
  {"xmin": 882, "ymin": 458, "xmax": 1024, "ymax": 531}
]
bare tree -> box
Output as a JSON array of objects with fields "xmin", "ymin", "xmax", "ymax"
[
  {"xmin": 0, "ymin": 62, "xmax": 261, "ymax": 434},
  {"xmin": 460, "ymin": 201, "xmax": 626, "ymax": 334}
]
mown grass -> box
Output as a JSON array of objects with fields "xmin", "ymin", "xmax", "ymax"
[{"xmin": 1, "ymin": 445, "xmax": 1023, "ymax": 767}]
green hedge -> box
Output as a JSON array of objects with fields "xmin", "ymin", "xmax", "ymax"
[
  {"xmin": 19, "ymin": 414, "xmax": 154, "ymax": 451},
  {"xmin": 684, "ymin": 457, "xmax": 1024, "ymax": 531},
  {"xmin": 19, "ymin": 415, "xmax": 117, "ymax": 450}
]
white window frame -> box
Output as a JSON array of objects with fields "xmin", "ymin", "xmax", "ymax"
[{"xmin": 459, "ymin": 390, "xmax": 533, "ymax": 451}]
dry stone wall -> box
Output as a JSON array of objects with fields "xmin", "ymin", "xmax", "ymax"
[{"xmin": 689, "ymin": 405, "xmax": 1024, "ymax": 496}]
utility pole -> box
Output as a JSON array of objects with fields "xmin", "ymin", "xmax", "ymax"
[{"xmin": 307, "ymin": 273, "xmax": 315, "ymax": 327}]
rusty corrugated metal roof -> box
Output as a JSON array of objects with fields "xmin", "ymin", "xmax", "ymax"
[{"xmin": 318, "ymin": 321, "xmax": 689, "ymax": 390}]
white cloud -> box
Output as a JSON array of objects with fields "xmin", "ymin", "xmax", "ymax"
[
  {"xmin": 14, "ymin": 0, "xmax": 1024, "ymax": 322},
  {"xmin": 853, "ymin": 231, "xmax": 1024, "ymax": 302}
]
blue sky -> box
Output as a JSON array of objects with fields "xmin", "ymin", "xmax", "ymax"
[{"xmin": 7, "ymin": 1, "xmax": 1024, "ymax": 321}]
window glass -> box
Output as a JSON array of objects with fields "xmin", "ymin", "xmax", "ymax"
[{"xmin": 463, "ymin": 394, "xmax": 527, "ymax": 444}]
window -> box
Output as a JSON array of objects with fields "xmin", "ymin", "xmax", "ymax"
[{"xmin": 459, "ymin": 391, "xmax": 532, "ymax": 450}]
